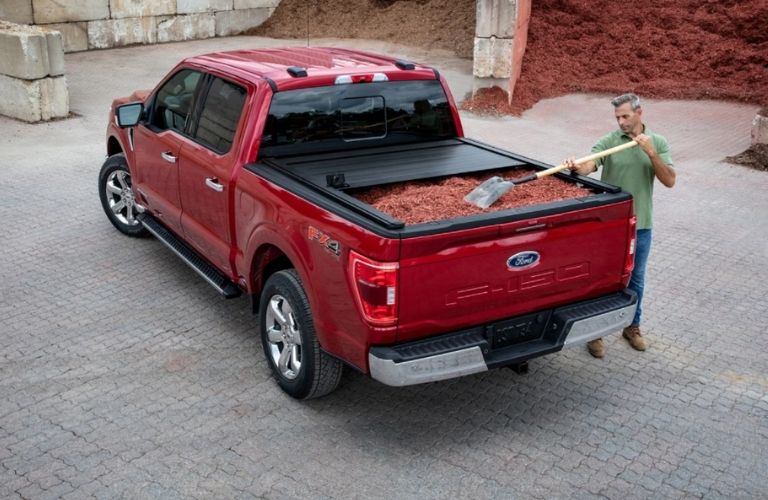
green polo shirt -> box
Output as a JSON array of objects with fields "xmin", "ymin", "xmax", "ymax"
[{"xmin": 593, "ymin": 126, "xmax": 673, "ymax": 229}]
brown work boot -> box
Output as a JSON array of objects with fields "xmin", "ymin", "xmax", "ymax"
[
  {"xmin": 622, "ymin": 325, "xmax": 647, "ymax": 351},
  {"xmin": 587, "ymin": 338, "xmax": 605, "ymax": 358}
]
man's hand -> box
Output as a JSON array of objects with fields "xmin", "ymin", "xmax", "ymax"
[
  {"xmin": 635, "ymin": 133, "xmax": 676, "ymax": 188},
  {"xmin": 564, "ymin": 157, "xmax": 596, "ymax": 176},
  {"xmin": 634, "ymin": 133, "xmax": 657, "ymax": 157}
]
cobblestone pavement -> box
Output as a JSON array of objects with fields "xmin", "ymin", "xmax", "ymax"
[{"xmin": 1, "ymin": 37, "xmax": 766, "ymax": 499}]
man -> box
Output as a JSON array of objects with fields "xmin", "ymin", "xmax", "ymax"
[{"xmin": 566, "ymin": 93, "xmax": 676, "ymax": 358}]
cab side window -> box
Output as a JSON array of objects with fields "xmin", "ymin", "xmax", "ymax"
[
  {"xmin": 193, "ymin": 77, "xmax": 246, "ymax": 154},
  {"xmin": 150, "ymin": 69, "xmax": 203, "ymax": 133}
]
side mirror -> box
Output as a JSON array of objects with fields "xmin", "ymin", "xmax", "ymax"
[{"xmin": 116, "ymin": 102, "xmax": 144, "ymax": 128}]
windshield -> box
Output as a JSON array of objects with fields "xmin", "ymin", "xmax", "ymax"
[{"xmin": 260, "ymin": 80, "xmax": 456, "ymax": 156}]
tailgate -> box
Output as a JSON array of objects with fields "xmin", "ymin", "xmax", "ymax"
[{"xmin": 396, "ymin": 201, "xmax": 633, "ymax": 342}]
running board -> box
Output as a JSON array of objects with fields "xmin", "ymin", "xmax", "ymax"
[{"xmin": 139, "ymin": 214, "xmax": 241, "ymax": 299}]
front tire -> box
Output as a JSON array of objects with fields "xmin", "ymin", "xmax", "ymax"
[
  {"xmin": 98, "ymin": 153, "xmax": 148, "ymax": 237},
  {"xmin": 259, "ymin": 269, "xmax": 342, "ymax": 399}
]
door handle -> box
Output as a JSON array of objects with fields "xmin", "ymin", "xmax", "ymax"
[
  {"xmin": 161, "ymin": 151, "xmax": 177, "ymax": 163},
  {"xmin": 205, "ymin": 177, "xmax": 224, "ymax": 192}
]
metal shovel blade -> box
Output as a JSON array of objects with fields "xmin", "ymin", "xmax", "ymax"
[{"xmin": 463, "ymin": 176, "xmax": 515, "ymax": 209}]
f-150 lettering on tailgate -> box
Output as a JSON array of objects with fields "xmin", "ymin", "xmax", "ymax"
[{"xmin": 445, "ymin": 261, "xmax": 590, "ymax": 306}]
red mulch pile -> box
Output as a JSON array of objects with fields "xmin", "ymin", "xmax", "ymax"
[
  {"xmin": 247, "ymin": 0, "xmax": 476, "ymax": 58},
  {"xmin": 464, "ymin": 0, "xmax": 768, "ymax": 114},
  {"xmin": 353, "ymin": 170, "xmax": 591, "ymax": 225},
  {"xmin": 251, "ymin": 0, "xmax": 766, "ymax": 114}
]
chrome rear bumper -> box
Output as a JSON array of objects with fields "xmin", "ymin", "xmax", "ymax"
[{"xmin": 368, "ymin": 291, "xmax": 637, "ymax": 387}]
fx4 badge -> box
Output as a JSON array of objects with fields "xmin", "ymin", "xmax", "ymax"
[
  {"xmin": 307, "ymin": 226, "xmax": 341, "ymax": 257},
  {"xmin": 507, "ymin": 251, "xmax": 540, "ymax": 270}
]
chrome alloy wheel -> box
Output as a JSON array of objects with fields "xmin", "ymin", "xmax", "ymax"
[
  {"xmin": 104, "ymin": 170, "xmax": 141, "ymax": 226},
  {"xmin": 265, "ymin": 294, "xmax": 303, "ymax": 380}
]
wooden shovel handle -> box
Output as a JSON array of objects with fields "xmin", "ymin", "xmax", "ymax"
[{"xmin": 535, "ymin": 140, "xmax": 639, "ymax": 179}]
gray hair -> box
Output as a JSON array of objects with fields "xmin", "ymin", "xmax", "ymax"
[{"xmin": 611, "ymin": 93, "xmax": 641, "ymax": 110}]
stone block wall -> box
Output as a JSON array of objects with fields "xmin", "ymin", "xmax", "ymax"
[
  {"xmin": 474, "ymin": 0, "xmax": 515, "ymax": 78},
  {"xmin": 0, "ymin": 20, "xmax": 68, "ymax": 121},
  {"xmin": 473, "ymin": 0, "xmax": 531, "ymax": 100},
  {"xmin": 0, "ymin": 0, "xmax": 281, "ymax": 53}
]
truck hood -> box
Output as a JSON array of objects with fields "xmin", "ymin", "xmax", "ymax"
[{"xmin": 112, "ymin": 89, "xmax": 151, "ymax": 108}]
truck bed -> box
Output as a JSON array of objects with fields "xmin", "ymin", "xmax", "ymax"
[{"xmin": 247, "ymin": 138, "xmax": 627, "ymax": 236}]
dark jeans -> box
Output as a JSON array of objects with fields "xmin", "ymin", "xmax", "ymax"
[{"xmin": 629, "ymin": 229, "xmax": 652, "ymax": 326}]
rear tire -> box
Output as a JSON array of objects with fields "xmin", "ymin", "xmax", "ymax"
[
  {"xmin": 259, "ymin": 269, "xmax": 342, "ymax": 399},
  {"xmin": 98, "ymin": 153, "xmax": 148, "ymax": 237}
]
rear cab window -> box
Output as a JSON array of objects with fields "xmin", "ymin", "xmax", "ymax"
[{"xmin": 260, "ymin": 80, "xmax": 456, "ymax": 156}]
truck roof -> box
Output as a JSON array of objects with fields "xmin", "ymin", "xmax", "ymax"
[{"xmin": 185, "ymin": 47, "xmax": 437, "ymax": 90}]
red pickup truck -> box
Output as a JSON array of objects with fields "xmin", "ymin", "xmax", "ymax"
[{"xmin": 99, "ymin": 47, "xmax": 637, "ymax": 399}]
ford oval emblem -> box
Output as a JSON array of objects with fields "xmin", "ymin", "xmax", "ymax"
[{"xmin": 507, "ymin": 251, "xmax": 540, "ymax": 270}]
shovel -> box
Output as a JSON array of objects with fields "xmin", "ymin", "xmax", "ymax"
[{"xmin": 464, "ymin": 140, "xmax": 639, "ymax": 209}]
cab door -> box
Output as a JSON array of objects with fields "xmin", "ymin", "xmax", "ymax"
[
  {"xmin": 178, "ymin": 76, "xmax": 248, "ymax": 274},
  {"xmin": 132, "ymin": 69, "xmax": 203, "ymax": 233}
]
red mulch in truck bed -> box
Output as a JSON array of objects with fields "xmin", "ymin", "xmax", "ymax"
[{"xmin": 352, "ymin": 169, "xmax": 591, "ymax": 225}]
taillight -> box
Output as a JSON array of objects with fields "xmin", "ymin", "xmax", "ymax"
[
  {"xmin": 624, "ymin": 215, "xmax": 637, "ymax": 278},
  {"xmin": 349, "ymin": 250, "xmax": 398, "ymax": 326}
]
